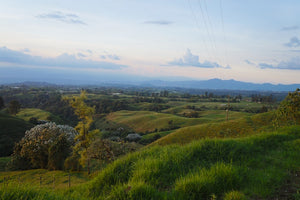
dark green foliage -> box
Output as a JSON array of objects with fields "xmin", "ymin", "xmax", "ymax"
[
  {"xmin": 48, "ymin": 135, "xmax": 71, "ymax": 170},
  {"xmin": 0, "ymin": 96, "xmax": 4, "ymax": 109},
  {"xmin": 64, "ymin": 152, "xmax": 82, "ymax": 172},
  {"xmin": 8, "ymin": 100, "xmax": 21, "ymax": 115},
  {"xmin": 0, "ymin": 112, "xmax": 33, "ymax": 156},
  {"xmin": 0, "ymin": 157, "xmax": 10, "ymax": 171}
]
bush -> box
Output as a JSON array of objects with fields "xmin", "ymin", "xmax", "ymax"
[
  {"xmin": 8, "ymin": 122, "xmax": 77, "ymax": 170},
  {"xmin": 224, "ymin": 191, "xmax": 248, "ymax": 200}
]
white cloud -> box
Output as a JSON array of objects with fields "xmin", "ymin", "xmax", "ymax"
[
  {"xmin": 144, "ymin": 20, "xmax": 173, "ymax": 25},
  {"xmin": 285, "ymin": 37, "xmax": 300, "ymax": 47},
  {"xmin": 167, "ymin": 49, "xmax": 230, "ymax": 69},
  {"xmin": 36, "ymin": 11, "xmax": 86, "ymax": 25},
  {"xmin": 0, "ymin": 46, "xmax": 127, "ymax": 70},
  {"xmin": 259, "ymin": 57, "xmax": 300, "ymax": 70}
]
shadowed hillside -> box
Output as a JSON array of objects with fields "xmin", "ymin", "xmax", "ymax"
[{"xmin": 0, "ymin": 112, "xmax": 33, "ymax": 156}]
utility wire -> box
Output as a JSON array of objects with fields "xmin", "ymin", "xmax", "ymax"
[
  {"xmin": 197, "ymin": 0, "xmax": 222, "ymax": 79},
  {"xmin": 219, "ymin": 0, "xmax": 229, "ymax": 68},
  {"xmin": 187, "ymin": 0, "xmax": 212, "ymax": 62}
]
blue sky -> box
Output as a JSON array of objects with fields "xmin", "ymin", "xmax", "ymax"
[{"xmin": 0, "ymin": 0, "xmax": 300, "ymax": 84}]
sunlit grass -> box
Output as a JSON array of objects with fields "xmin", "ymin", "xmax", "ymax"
[
  {"xmin": 16, "ymin": 108, "xmax": 60, "ymax": 122},
  {"xmin": 86, "ymin": 125, "xmax": 300, "ymax": 199},
  {"xmin": 152, "ymin": 111, "xmax": 274, "ymax": 146}
]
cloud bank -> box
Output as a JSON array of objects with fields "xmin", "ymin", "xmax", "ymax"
[
  {"xmin": 0, "ymin": 46, "xmax": 127, "ymax": 70},
  {"xmin": 144, "ymin": 20, "xmax": 173, "ymax": 25},
  {"xmin": 100, "ymin": 54, "xmax": 120, "ymax": 60},
  {"xmin": 244, "ymin": 59, "xmax": 255, "ymax": 65},
  {"xmin": 285, "ymin": 36, "xmax": 300, "ymax": 47},
  {"xmin": 168, "ymin": 49, "xmax": 230, "ymax": 69},
  {"xmin": 281, "ymin": 26, "xmax": 299, "ymax": 31},
  {"xmin": 259, "ymin": 57, "xmax": 300, "ymax": 70},
  {"xmin": 36, "ymin": 11, "xmax": 86, "ymax": 25}
]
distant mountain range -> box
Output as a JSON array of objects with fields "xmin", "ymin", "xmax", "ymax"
[
  {"xmin": 3, "ymin": 78, "xmax": 300, "ymax": 92},
  {"xmin": 138, "ymin": 79, "xmax": 300, "ymax": 91}
]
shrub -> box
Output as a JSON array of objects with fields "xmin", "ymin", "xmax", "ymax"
[
  {"xmin": 224, "ymin": 191, "xmax": 248, "ymax": 200},
  {"xmin": 8, "ymin": 122, "xmax": 77, "ymax": 170}
]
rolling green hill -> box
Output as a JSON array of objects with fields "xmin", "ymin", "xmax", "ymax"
[
  {"xmin": 0, "ymin": 169, "xmax": 88, "ymax": 189},
  {"xmin": 106, "ymin": 110, "xmax": 251, "ymax": 133},
  {"xmin": 84, "ymin": 125, "xmax": 300, "ymax": 199},
  {"xmin": 16, "ymin": 108, "xmax": 62, "ymax": 124},
  {"xmin": 0, "ymin": 112, "xmax": 33, "ymax": 156},
  {"xmin": 152, "ymin": 111, "xmax": 274, "ymax": 146},
  {"xmin": 1, "ymin": 126, "xmax": 300, "ymax": 199}
]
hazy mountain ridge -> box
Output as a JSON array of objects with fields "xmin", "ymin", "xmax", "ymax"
[
  {"xmin": 139, "ymin": 78, "xmax": 300, "ymax": 91},
  {"xmin": 1, "ymin": 78, "xmax": 299, "ymax": 92}
]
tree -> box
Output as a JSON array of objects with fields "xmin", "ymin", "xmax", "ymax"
[
  {"xmin": 273, "ymin": 88, "xmax": 300, "ymax": 127},
  {"xmin": 8, "ymin": 100, "xmax": 21, "ymax": 115},
  {"xmin": 0, "ymin": 96, "xmax": 4, "ymax": 109},
  {"xmin": 8, "ymin": 123, "xmax": 77, "ymax": 170},
  {"xmin": 64, "ymin": 90, "xmax": 99, "ymax": 174}
]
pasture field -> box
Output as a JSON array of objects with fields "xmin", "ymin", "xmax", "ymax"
[
  {"xmin": 1, "ymin": 126, "xmax": 299, "ymax": 199},
  {"xmin": 106, "ymin": 110, "xmax": 252, "ymax": 133},
  {"xmin": 16, "ymin": 108, "xmax": 62, "ymax": 123}
]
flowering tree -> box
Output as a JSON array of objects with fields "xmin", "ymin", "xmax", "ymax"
[
  {"xmin": 8, "ymin": 122, "xmax": 77, "ymax": 170},
  {"xmin": 274, "ymin": 88, "xmax": 300, "ymax": 127}
]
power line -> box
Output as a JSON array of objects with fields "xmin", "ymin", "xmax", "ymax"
[
  {"xmin": 197, "ymin": 0, "xmax": 222, "ymax": 79},
  {"xmin": 219, "ymin": 0, "xmax": 229, "ymax": 69},
  {"xmin": 187, "ymin": 0, "xmax": 212, "ymax": 62}
]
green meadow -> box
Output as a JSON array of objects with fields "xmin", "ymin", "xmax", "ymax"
[{"xmin": 1, "ymin": 126, "xmax": 300, "ymax": 199}]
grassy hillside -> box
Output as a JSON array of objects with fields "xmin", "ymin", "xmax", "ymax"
[
  {"xmin": 152, "ymin": 111, "xmax": 274, "ymax": 146},
  {"xmin": 106, "ymin": 110, "xmax": 251, "ymax": 133},
  {"xmin": 1, "ymin": 126, "xmax": 300, "ymax": 199},
  {"xmin": 0, "ymin": 169, "xmax": 88, "ymax": 190},
  {"xmin": 0, "ymin": 112, "xmax": 33, "ymax": 156},
  {"xmin": 85, "ymin": 125, "xmax": 300, "ymax": 199},
  {"xmin": 16, "ymin": 108, "xmax": 62, "ymax": 124}
]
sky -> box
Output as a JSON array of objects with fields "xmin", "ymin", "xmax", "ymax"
[{"xmin": 0, "ymin": 0, "xmax": 300, "ymax": 84}]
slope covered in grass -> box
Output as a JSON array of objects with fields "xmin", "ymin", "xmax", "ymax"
[
  {"xmin": 85, "ymin": 126, "xmax": 300, "ymax": 199},
  {"xmin": 16, "ymin": 108, "xmax": 62, "ymax": 123},
  {"xmin": 152, "ymin": 111, "xmax": 274, "ymax": 146},
  {"xmin": 0, "ymin": 112, "xmax": 33, "ymax": 156},
  {"xmin": 0, "ymin": 185, "xmax": 86, "ymax": 200},
  {"xmin": 0, "ymin": 169, "xmax": 88, "ymax": 189},
  {"xmin": 1, "ymin": 126, "xmax": 300, "ymax": 199},
  {"xmin": 106, "ymin": 110, "xmax": 250, "ymax": 133}
]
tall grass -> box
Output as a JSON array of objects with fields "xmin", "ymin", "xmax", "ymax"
[
  {"xmin": 87, "ymin": 125, "xmax": 300, "ymax": 199},
  {"xmin": 0, "ymin": 184, "xmax": 86, "ymax": 200},
  {"xmin": 153, "ymin": 111, "xmax": 275, "ymax": 146},
  {"xmin": 1, "ymin": 125, "xmax": 300, "ymax": 199}
]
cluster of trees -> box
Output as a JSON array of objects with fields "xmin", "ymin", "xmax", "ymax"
[
  {"xmin": 251, "ymin": 94, "xmax": 275, "ymax": 103},
  {"xmin": 8, "ymin": 91, "xmax": 142, "ymax": 173},
  {"xmin": 0, "ymin": 96, "xmax": 22, "ymax": 115},
  {"xmin": 133, "ymin": 97, "xmax": 165, "ymax": 103},
  {"xmin": 93, "ymin": 99, "xmax": 129, "ymax": 114}
]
